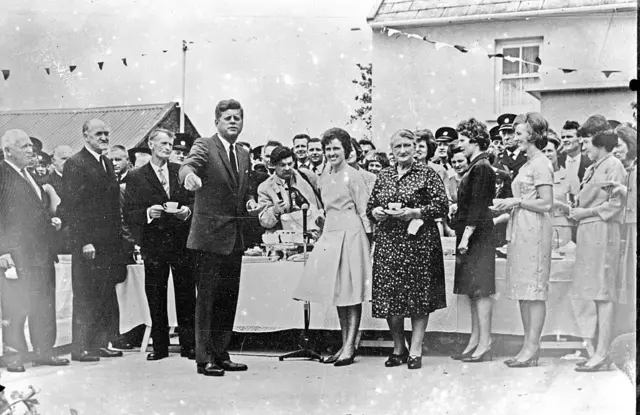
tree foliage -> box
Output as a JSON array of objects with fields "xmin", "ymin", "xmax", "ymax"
[{"xmin": 348, "ymin": 63, "xmax": 372, "ymax": 137}]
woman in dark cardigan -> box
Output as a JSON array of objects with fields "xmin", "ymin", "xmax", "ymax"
[{"xmin": 450, "ymin": 118, "xmax": 497, "ymax": 362}]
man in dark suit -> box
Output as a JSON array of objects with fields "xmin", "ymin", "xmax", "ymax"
[
  {"xmin": 58, "ymin": 119, "xmax": 126, "ymax": 362},
  {"xmin": 0, "ymin": 129, "xmax": 70, "ymax": 372},
  {"xmin": 558, "ymin": 120, "xmax": 592, "ymax": 183},
  {"xmin": 496, "ymin": 113, "xmax": 527, "ymax": 179},
  {"xmin": 124, "ymin": 128, "xmax": 196, "ymax": 361},
  {"xmin": 179, "ymin": 99, "xmax": 261, "ymax": 377}
]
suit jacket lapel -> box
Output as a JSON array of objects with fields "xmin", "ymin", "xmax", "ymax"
[
  {"xmin": 237, "ymin": 144, "xmax": 249, "ymax": 193},
  {"xmin": 213, "ymin": 134, "xmax": 238, "ymax": 188},
  {"xmin": 168, "ymin": 164, "xmax": 180, "ymax": 199},
  {"xmin": 80, "ymin": 147, "xmax": 111, "ymax": 180},
  {"xmin": 2, "ymin": 162, "xmax": 41, "ymax": 203},
  {"xmin": 143, "ymin": 162, "xmax": 167, "ymax": 196}
]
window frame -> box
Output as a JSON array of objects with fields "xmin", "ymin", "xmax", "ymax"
[{"xmin": 495, "ymin": 37, "xmax": 543, "ymax": 114}]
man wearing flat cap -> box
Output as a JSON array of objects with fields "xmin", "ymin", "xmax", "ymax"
[
  {"xmin": 495, "ymin": 113, "xmax": 527, "ymax": 178},
  {"xmin": 432, "ymin": 127, "xmax": 457, "ymax": 171}
]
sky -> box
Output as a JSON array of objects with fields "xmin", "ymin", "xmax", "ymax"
[{"xmin": 0, "ymin": 0, "xmax": 375, "ymax": 146}]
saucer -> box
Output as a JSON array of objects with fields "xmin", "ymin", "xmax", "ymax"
[
  {"xmin": 164, "ymin": 208, "xmax": 180, "ymax": 214},
  {"xmin": 383, "ymin": 209, "xmax": 403, "ymax": 215}
]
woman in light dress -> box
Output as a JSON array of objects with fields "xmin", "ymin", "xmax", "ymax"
[
  {"xmin": 568, "ymin": 129, "xmax": 626, "ymax": 372},
  {"xmin": 540, "ymin": 135, "xmax": 580, "ymax": 248},
  {"xmin": 293, "ymin": 128, "xmax": 372, "ymax": 367},
  {"xmin": 493, "ymin": 112, "xmax": 553, "ymax": 368}
]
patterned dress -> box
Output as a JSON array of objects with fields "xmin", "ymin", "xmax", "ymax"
[
  {"xmin": 367, "ymin": 163, "xmax": 449, "ymax": 318},
  {"xmin": 505, "ymin": 153, "xmax": 553, "ymax": 301}
]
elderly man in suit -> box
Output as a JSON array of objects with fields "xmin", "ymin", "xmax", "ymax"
[
  {"xmin": 59, "ymin": 119, "xmax": 126, "ymax": 362},
  {"xmin": 124, "ymin": 128, "xmax": 196, "ymax": 361},
  {"xmin": 0, "ymin": 129, "xmax": 69, "ymax": 372},
  {"xmin": 179, "ymin": 99, "xmax": 261, "ymax": 377}
]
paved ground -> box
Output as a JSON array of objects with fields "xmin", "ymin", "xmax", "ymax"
[{"xmin": 0, "ymin": 351, "xmax": 634, "ymax": 415}]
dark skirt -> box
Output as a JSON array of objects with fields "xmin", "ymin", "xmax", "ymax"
[{"xmin": 454, "ymin": 223, "xmax": 496, "ymax": 298}]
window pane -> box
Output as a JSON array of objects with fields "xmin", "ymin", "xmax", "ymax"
[
  {"xmin": 500, "ymin": 78, "xmax": 541, "ymax": 110},
  {"xmin": 502, "ymin": 47, "xmax": 520, "ymax": 75},
  {"xmin": 501, "ymin": 79, "xmax": 519, "ymax": 108},
  {"xmin": 522, "ymin": 46, "xmax": 540, "ymax": 74}
]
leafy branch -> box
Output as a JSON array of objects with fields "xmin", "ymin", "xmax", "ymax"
[{"xmin": 348, "ymin": 63, "xmax": 372, "ymax": 137}]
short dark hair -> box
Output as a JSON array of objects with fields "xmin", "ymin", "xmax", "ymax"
[
  {"xmin": 365, "ymin": 151, "xmax": 390, "ymax": 170},
  {"xmin": 265, "ymin": 140, "xmax": 282, "ymax": 149},
  {"xmin": 415, "ymin": 130, "xmax": 437, "ymax": 161},
  {"xmin": 321, "ymin": 128, "xmax": 352, "ymax": 159},
  {"xmin": 292, "ymin": 134, "xmax": 310, "ymax": 144},
  {"xmin": 547, "ymin": 134, "xmax": 561, "ymax": 149},
  {"xmin": 615, "ymin": 125, "xmax": 638, "ymax": 161},
  {"xmin": 447, "ymin": 145, "xmax": 464, "ymax": 160},
  {"xmin": 456, "ymin": 118, "xmax": 490, "ymax": 151},
  {"xmin": 350, "ymin": 138, "xmax": 363, "ymax": 161},
  {"xmin": 578, "ymin": 115, "xmax": 610, "ymax": 138},
  {"xmin": 513, "ymin": 112, "xmax": 549, "ymax": 150},
  {"xmin": 358, "ymin": 139, "xmax": 376, "ymax": 150},
  {"xmin": 215, "ymin": 99, "xmax": 243, "ymax": 120},
  {"xmin": 270, "ymin": 146, "xmax": 294, "ymax": 165},
  {"xmin": 562, "ymin": 120, "xmax": 580, "ymax": 131},
  {"xmin": 308, "ymin": 137, "xmax": 322, "ymax": 145},
  {"xmin": 591, "ymin": 131, "xmax": 618, "ymax": 152}
]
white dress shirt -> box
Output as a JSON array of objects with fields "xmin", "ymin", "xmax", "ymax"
[
  {"xmin": 565, "ymin": 152, "xmax": 581, "ymax": 183},
  {"xmin": 5, "ymin": 159, "xmax": 41, "ymax": 200},
  {"xmin": 218, "ymin": 136, "xmax": 239, "ymax": 171},
  {"xmin": 147, "ymin": 161, "xmax": 191, "ymax": 223}
]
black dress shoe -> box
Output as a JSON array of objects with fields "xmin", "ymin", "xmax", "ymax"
[
  {"xmin": 71, "ymin": 351, "xmax": 100, "ymax": 362},
  {"xmin": 407, "ymin": 355, "xmax": 422, "ymax": 370},
  {"xmin": 216, "ymin": 359, "xmax": 248, "ymax": 371},
  {"xmin": 180, "ymin": 347, "xmax": 196, "ymax": 360},
  {"xmin": 385, "ymin": 349, "xmax": 409, "ymax": 367},
  {"xmin": 33, "ymin": 356, "xmax": 70, "ymax": 366},
  {"xmin": 197, "ymin": 362, "xmax": 225, "ymax": 376},
  {"xmin": 7, "ymin": 361, "xmax": 25, "ymax": 373},
  {"xmin": 147, "ymin": 350, "xmax": 169, "ymax": 361},
  {"xmin": 99, "ymin": 348, "xmax": 123, "ymax": 358},
  {"xmin": 451, "ymin": 345, "xmax": 477, "ymax": 361}
]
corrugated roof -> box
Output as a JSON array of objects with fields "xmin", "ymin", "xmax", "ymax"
[
  {"xmin": 368, "ymin": 0, "xmax": 636, "ymax": 24},
  {"xmin": 0, "ymin": 102, "xmax": 179, "ymax": 152}
]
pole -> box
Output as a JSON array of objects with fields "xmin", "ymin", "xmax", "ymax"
[{"xmin": 180, "ymin": 40, "xmax": 188, "ymax": 133}]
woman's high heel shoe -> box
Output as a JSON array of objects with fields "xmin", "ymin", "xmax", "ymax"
[
  {"xmin": 385, "ymin": 349, "xmax": 409, "ymax": 367},
  {"xmin": 503, "ymin": 357, "xmax": 517, "ymax": 366},
  {"xmin": 334, "ymin": 355, "xmax": 355, "ymax": 367},
  {"xmin": 462, "ymin": 348, "xmax": 493, "ymax": 363},
  {"xmin": 574, "ymin": 356, "xmax": 613, "ymax": 372},
  {"xmin": 322, "ymin": 354, "xmax": 339, "ymax": 364},
  {"xmin": 506, "ymin": 350, "xmax": 540, "ymax": 368},
  {"xmin": 407, "ymin": 355, "xmax": 422, "ymax": 370},
  {"xmin": 451, "ymin": 346, "xmax": 477, "ymax": 361}
]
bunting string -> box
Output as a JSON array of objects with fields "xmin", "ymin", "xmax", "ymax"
[{"xmin": 381, "ymin": 27, "xmax": 627, "ymax": 79}]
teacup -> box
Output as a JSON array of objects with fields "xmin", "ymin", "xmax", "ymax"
[
  {"xmin": 164, "ymin": 202, "xmax": 179, "ymax": 211},
  {"xmin": 388, "ymin": 202, "xmax": 402, "ymax": 211}
]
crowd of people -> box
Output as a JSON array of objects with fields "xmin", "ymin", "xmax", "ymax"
[{"xmin": 0, "ymin": 97, "xmax": 636, "ymax": 380}]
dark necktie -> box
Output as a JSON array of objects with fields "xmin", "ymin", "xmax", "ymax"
[
  {"xmin": 99, "ymin": 155, "xmax": 108, "ymax": 172},
  {"xmin": 229, "ymin": 145, "xmax": 238, "ymax": 178}
]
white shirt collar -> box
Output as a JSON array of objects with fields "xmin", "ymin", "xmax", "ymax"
[
  {"xmin": 4, "ymin": 160, "xmax": 41, "ymax": 199},
  {"xmin": 84, "ymin": 145, "xmax": 102, "ymax": 162},
  {"xmin": 55, "ymin": 169, "xmax": 63, "ymax": 177},
  {"xmin": 566, "ymin": 152, "xmax": 580, "ymax": 162},
  {"xmin": 151, "ymin": 161, "xmax": 169, "ymax": 175}
]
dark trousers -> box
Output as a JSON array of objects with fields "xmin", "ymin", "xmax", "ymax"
[
  {"xmin": 71, "ymin": 254, "xmax": 121, "ymax": 352},
  {"xmin": 1, "ymin": 264, "xmax": 56, "ymax": 357},
  {"xmin": 192, "ymin": 249, "xmax": 243, "ymax": 364},
  {"xmin": 144, "ymin": 249, "xmax": 195, "ymax": 350}
]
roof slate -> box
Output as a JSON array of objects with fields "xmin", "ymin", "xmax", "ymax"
[
  {"xmin": 368, "ymin": 0, "xmax": 636, "ymax": 23},
  {"xmin": 0, "ymin": 102, "xmax": 191, "ymax": 153}
]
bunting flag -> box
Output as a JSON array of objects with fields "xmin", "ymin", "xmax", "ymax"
[
  {"xmin": 69, "ymin": 65, "xmax": 77, "ymax": 73},
  {"xmin": 122, "ymin": 58, "xmax": 127, "ymax": 66},
  {"xmin": 98, "ymin": 62, "xmax": 104, "ymax": 70},
  {"xmin": 381, "ymin": 26, "xmax": 624, "ymax": 79},
  {"xmin": 44, "ymin": 68, "xmax": 50, "ymax": 75},
  {"xmin": 141, "ymin": 53, "xmax": 147, "ymax": 57},
  {"xmin": 162, "ymin": 50, "xmax": 168, "ymax": 53},
  {"xmin": 1, "ymin": 70, "xmax": 9, "ymax": 80}
]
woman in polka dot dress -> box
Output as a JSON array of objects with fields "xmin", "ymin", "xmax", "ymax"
[{"xmin": 367, "ymin": 129, "xmax": 448, "ymax": 369}]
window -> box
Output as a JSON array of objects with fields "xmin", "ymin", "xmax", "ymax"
[{"xmin": 496, "ymin": 38, "xmax": 542, "ymax": 114}]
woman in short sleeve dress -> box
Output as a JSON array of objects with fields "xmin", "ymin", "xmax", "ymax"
[{"xmin": 493, "ymin": 113, "xmax": 554, "ymax": 368}]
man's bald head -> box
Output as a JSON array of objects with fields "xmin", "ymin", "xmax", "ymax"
[
  {"xmin": 1, "ymin": 129, "xmax": 34, "ymax": 169},
  {"xmin": 52, "ymin": 145, "xmax": 74, "ymax": 174},
  {"xmin": 82, "ymin": 118, "xmax": 110, "ymax": 153}
]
